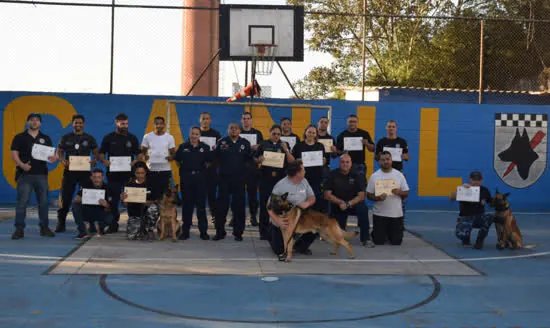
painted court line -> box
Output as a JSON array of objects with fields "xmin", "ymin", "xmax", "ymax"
[
  {"xmin": 408, "ymin": 209, "xmax": 550, "ymax": 215},
  {"xmin": 1, "ymin": 251, "xmax": 549, "ymax": 263}
]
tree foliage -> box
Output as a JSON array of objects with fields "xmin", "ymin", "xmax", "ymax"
[{"xmin": 288, "ymin": 0, "xmax": 550, "ymax": 98}]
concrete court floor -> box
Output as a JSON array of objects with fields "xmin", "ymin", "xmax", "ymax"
[{"xmin": 0, "ymin": 207, "xmax": 549, "ymax": 328}]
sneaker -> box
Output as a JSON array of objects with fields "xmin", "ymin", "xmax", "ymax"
[
  {"xmin": 234, "ymin": 235, "xmax": 243, "ymax": 242},
  {"xmin": 361, "ymin": 240, "xmax": 376, "ymax": 248},
  {"xmin": 11, "ymin": 228, "xmax": 24, "ymax": 240},
  {"xmin": 75, "ymin": 232, "xmax": 89, "ymax": 240},
  {"xmin": 200, "ymin": 233, "xmax": 210, "ymax": 240},
  {"xmin": 212, "ymin": 233, "xmax": 226, "ymax": 241},
  {"xmin": 40, "ymin": 226, "xmax": 55, "ymax": 237}
]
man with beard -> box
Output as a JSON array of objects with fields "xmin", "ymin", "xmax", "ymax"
[
  {"xmin": 99, "ymin": 113, "xmax": 142, "ymax": 233},
  {"xmin": 10, "ymin": 113, "xmax": 59, "ymax": 239},
  {"xmin": 55, "ymin": 114, "xmax": 100, "ymax": 233},
  {"xmin": 366, "ymin": 151, "xmax": 409, "ymax": 245}
]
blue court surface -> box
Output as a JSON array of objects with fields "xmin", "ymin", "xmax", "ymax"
[{"xmin": 0, "ymin": 208, "xmax": 549, "ymax": 328}]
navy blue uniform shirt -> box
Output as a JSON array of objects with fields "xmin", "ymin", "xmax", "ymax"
[{"xmin": 215, "ymin": 136, "xmax": 252, "ymax": 176}]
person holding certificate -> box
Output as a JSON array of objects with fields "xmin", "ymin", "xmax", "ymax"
[
  {"xmin": 55, "ymin": 114, "xmax": 100, "ymax": 233},
  {"xmin": 10, "ymin": 113, "xmax": 58, "ymax": 239},
  {"xmin": 212, "ymin": 123, "xmax": 252, "ymax": 242},
  {"xmin": 174, "ymin": 127, "xmax": 213, "ymax": 240},
  {"xmin": 239, "ymin": 111, "xmax": 264, "ymax": 227},
  {"xmin": 71, "ymin": 168, "xmax": 112, "ymax": 239},
  {"xmin": 99, "ymin": 113, "xmax": 142, "ymax": 234},
  {"xmin": 121, "ymin": 162, "xmax": 160, "ymax": 241},
  {"xmin": 292, "ymin": 125, "xmax": 326, "ymax": 212},
  {"xmin": 199, "ymin": 112, "xmax": 222, "ymax": 223},
  {"xmin": 375, "ymin": 120, "xmax": 409, "ymax": 172},
  {"xmin": 141, "ymin": 116, "xmax": 176, "ymax": 201},
  {"xmin": 366, "ymin": 151, "xmax": 409, "ymax": 245},
  {"xmin": 254, "ymin": 124, "xmax": 295, "ymax": 240},
  {"xmin": 280, "ymin": 117, "xmax": 300, "ymax": 151},
  {"xmin": 449, "ymin": 171, "xmax": 494, "ymax": 249},
  {"xmin": 336, "ymin": 114, "xmax": 374, "ymax": 176}
]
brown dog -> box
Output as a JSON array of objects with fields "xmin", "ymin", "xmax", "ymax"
[
  {"xmin": 269, "ymin": 193, "xmax": 358, "ymax": 262},
  {"xmin": 157, "ymin": 185, "xmax": 181, "ymax": 242},
  {"xmin": 492, "ymin": 191, "xmax": 523, "ymax": 249}
]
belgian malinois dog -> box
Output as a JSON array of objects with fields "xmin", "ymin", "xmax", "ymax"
[
  {"xmin": 492, "ymin": 190, "xmax": 523, "ymax": 250},
  {"xmin": 269, "ymin": 193, "xmax": 358, "ymax": 262},
  {"xmin": 158, "ymin": 185, "xmax": 181, "ymax": 242}
]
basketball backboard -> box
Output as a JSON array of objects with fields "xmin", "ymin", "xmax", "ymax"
[{"xmin": 219, "ymin": 4, "xmax": 304, "ymax": 62}]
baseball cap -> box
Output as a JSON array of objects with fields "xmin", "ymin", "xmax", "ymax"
[
  {"xmin": 469, "ymin": 171, "xmax": 483, "ymax": 180},
  {"xmin": 26, "ymin": 113, "xmax": 42, "ymax": 122}
]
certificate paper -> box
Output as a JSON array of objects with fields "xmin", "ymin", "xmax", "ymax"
[
  {"xmin": 69, "ymin": 156, "xmax": 91, "ymax": 171},
  {"xmin": 110, "ymin": 156, "xmax": 131, "ymax": 172},
  {"xmin": 318, "ymin": 139, "xmax": 333, "ymax": 152},
  {"xmin": 280, "ymin": 136, "xmax": 296, "ymax": 151},
  {"xmin": 302, "ymin": 150, "xmax": 323, "ymax": 167},
  {"xmin": 82, "ymin": 189, "xmax": 105, "ymax": 205},
  {"xmin": 343, "ymin": 137, "xmax": 363, "ymax": 151},
  {"xmin": 124, "ymin": 187, "xmax": 147, "ymax": 203},
  {"xmin": 240, "ymin": 134, "xmax": 257, "ymax": 146},
  {"xmin": 31, "ymin": 144, "xmax": 55, "ymax": 162},
  {"xmin": 456, "ymin": 186, "xmax": 480, "ymax": 202},
  {"xmin": 383, "ymin": 147, "xmax": 403, "ymax": 162},
  {"xmin": 262, "ymin": 151, "xmax": 285, "ymax": 168},
  {"xmin": 200, "ymin": 136, "xmax": 217, "ymax": 150},
  {"xmin": 375, "ymin": 179, "xmax": 397, "ymax": 197},
  {"xmin": 148, "ymin": 149, "xmax": 168, "ymax": 164}
]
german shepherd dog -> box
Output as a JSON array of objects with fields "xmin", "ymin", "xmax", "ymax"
[
  {"xmin": 269, "ymin": 193, "xmax": 358, "ymax": 262},
  {"xmin": 157, "ymin": 185, "xmax": 181, "ymax": 242},
  {"xmin": 492, "ymin": 190, "xmax": 523, "ymax": 249}
]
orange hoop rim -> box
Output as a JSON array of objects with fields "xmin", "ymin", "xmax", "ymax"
[{"xmin": 250, "ymin": 43, "xmax": 278, "ymax": 57}]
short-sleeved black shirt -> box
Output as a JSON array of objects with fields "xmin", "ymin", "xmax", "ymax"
[
  {"xmin": 77, "ymin": 181, "xmax": 112, "ymax": 209},
  {"xmin": 336, "ymin": 129, "xmax": 374, "ymax": 166},
  {"xmin": 459, "ymin": 185, "xmax": 492, "ymax": 216},
  {"xmin": 200, "ymin": 128, "xmax": 222, "ymax": 148},
  {"xmin": 325, "ymin": 168, "xmax": 366, "ymax": 202},
  {"xmin": 280, "ymin": 132, "xmax": 300, "ymax": 151},
  {"xmin": 10, "ymin": 130, "xmax": 54, "ymax": 179},
  {"xmin": 99, "ymin": 131, "xmax": 141, "ymax": 180},
  {"xmin": 254, "ymin": 139, "xmax": 290, "ymax": 180},
  {"xmin": 375, "ymin": 137, "xmax": 409, "ymax": 171},
  {"xmin": 240, "ymin": 128, "xmax": 264, "ymax": 144},
  {"xmin": 292, "ymin": 141, "xmax": 326, "ymax": 182},
  {"xmin": 124, "ymin": 179, "xmax": 154, "ymax": 217},
  {"xmin": 215, "ymin": 136, "xmax": 252, "ymax": 177},
  {"xmin": 174, "ymin": 141, "xmax": 212, "ymax": 175}
]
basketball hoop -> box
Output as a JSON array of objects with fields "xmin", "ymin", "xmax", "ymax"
[{"xmin": 250, "ymin": 43, "xmax": 277, "ymax": 75}]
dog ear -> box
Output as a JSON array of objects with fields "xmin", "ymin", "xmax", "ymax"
[{"xmin": 281, "ymin": 192, "xmax": 289, "ymax": 200}]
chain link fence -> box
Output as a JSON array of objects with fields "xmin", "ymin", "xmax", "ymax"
[{"xmin": 1, "ymin": 0, "xmax": 549, "ymax": 101}]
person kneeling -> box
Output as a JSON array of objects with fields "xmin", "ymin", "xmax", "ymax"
[{"xmin": 366, "ymin": 151, "xmax": 409, "ymax": 245}]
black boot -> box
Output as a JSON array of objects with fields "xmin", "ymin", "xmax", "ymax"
[{"xmin": 55, "ymin": 218, "xmax": 66, "ymax": 233}]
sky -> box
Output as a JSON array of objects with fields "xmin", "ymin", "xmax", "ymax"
[{"xmin": 0, "ymin": 0, "xmax": 334, "ymax": 98}]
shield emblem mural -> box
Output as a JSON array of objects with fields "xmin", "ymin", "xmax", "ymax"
[{"xmin": 494, "ymin": 113, "xmax": 548, "ymax": 188}]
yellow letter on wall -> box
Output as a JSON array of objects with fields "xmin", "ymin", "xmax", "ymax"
[
  {"xmin": 3, "ymin": 96, "xmax": 77, "ymax": 190},
  {"xmin": 418, "ymin": 108, "xmax": 462, "ymax": 196},
  {"xmin": 357, "ymin": 106, "xmax": 376, "ymax": 178}
]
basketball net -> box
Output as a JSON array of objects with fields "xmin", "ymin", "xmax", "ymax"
[{"xmin": 250, "ymin": 44, "xmax": 277, "ymax": 75}]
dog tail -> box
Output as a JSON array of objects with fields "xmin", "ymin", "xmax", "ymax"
[{"xmin": 343, "ymin": 230, "xmax": 359, "ymax": 241}]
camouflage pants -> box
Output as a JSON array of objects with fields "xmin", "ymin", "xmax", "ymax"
[
  {"xmin": 126, "ymin": 204, "xmax": 160, "ymax": 240},
  {"xmin": 455, "ymin": 214, "xmax": 494, "ymax": 244}
]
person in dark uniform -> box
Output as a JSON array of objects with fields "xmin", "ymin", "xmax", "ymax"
[
  {"xmin": 71, "ymin": 168, "xmax": 112, "ymax": 239},
  {"xmin": 254, "ymin": 124, "xmax": 295, "ymax": 240},
  {"xmin": 55, "ymin": 114, "xmax": 99, "ymax": 233},
  {"xmin": 239, "ymin": 111, "xmax": 263, "ymax": 226},
  {"xmin": 336, "ymin": 114, "xmax": 374, "ymax": 176},
  {"xmin": 212, "ymin": 123, "xmax": 252, "ymax": 241},
  {"xmin": 198, "ymin": 112, "xmax": 222, "ymax": 222},
  {"xmin": 375, "ymin": 120, "xmax": 409, "ymax": 172},
  {"xmin": 317, "ymin": 116, "xmax": 338, "ymax": 213},
  {"xmin": 173, "ymin": 126, "xmax": 212, "ymax": 240},
  {"xmin": 99, "ymin": 113, "xmax": 142, "ymax": 233},
  {"xmin": 280, "ymin": 117, "xmax": 300, "ymax": 151},
  {"xmin": 10, "ymin": 113, "xmax": 59, "ymax": 239}
]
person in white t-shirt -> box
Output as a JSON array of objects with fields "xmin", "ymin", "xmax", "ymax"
[
  {"xmin": 140, "ymin": 116, "xmax": 176, "ymax": 200},
  {"xmin": 366, "ymin": 150, "xmax": 409, "ymax": 245}
]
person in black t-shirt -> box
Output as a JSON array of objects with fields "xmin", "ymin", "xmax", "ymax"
[
  {"xmin": 254, "ymin": 124, "xmax": 295, "ymax": 240},
  {"xmin": 375, "ymin": 120, "xmax": 409, "ymax": 172},
  {"xmin": 121, "ymin": 162, "xmax": 160, "ymax": 241},
  {"xmin": 336, "ymin": 114, "xmax": 374, "ymax": 176},
  {"xmin": 71, "ymin": 168, "xmax": 112, "ymax": 239},
  {"xmin": 325, "ymin": 153, "xmax": 374, "ymax": 247},
  {"xmin": 280, "ymin": 117, "xmax": 300, "ymax": 151},
  {"xmin": 99, "ymin": 113, "xmax": 142, "ymax": 233},
  {"xmin": 449, "ymin": 171, "xmax": 495, "ymax": 249},
  {"xmin": 174, "ymin": 126, "xmax": 213, "ymax": 240},
  {"xmin": 199, "ymin": 112, "xmax": 222, "ymax": 222},
  {"xmin": 55, "ymin": 114, "xmax": 100, "ymax": 233},
  {"xmin": 10, "ymin": 113, "xmax": 59, "ymax": 240}
]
